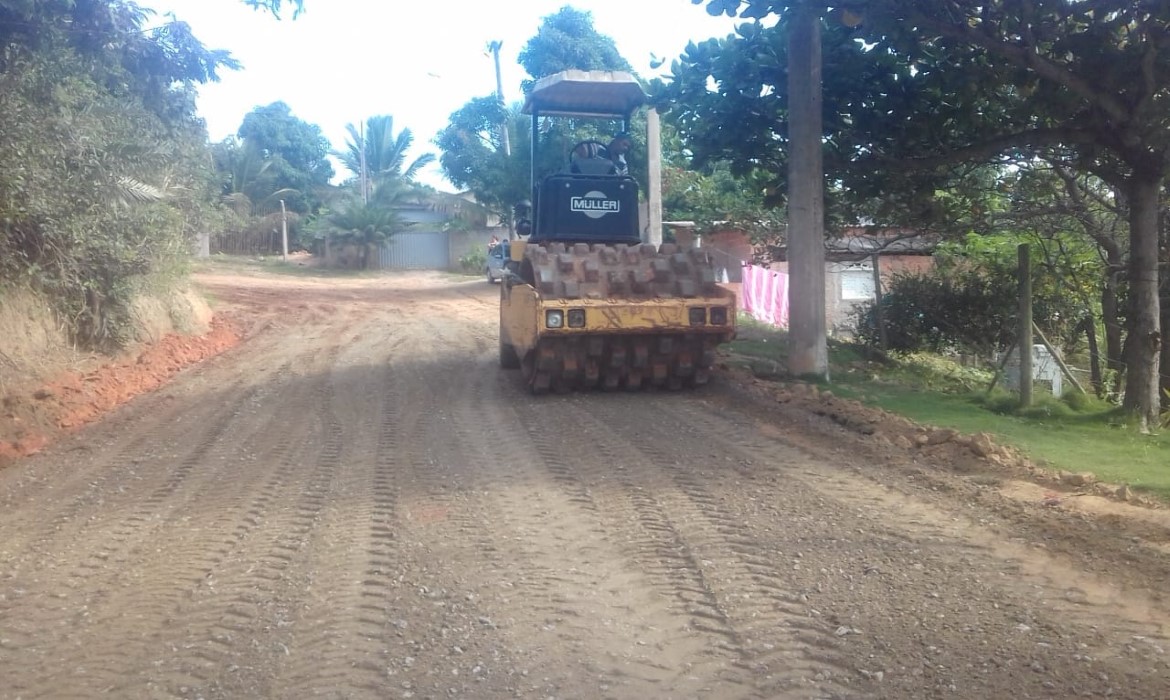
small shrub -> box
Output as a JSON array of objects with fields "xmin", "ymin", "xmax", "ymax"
[
  {"xmin": 459, "ymin": 248, "xmax": 486, "ymax": 273},
  {"xmin": 1061, "ymin": 389, "xmax": 1112, "ymax": 413},
  {"xmin": 970, "ymin": 390, "xmax": 1020, "ymax": 415},
  {"xmin": 1161, "ymin": 389, "xmax": 1170, "ymax": 429},
  {"xmin": 1018, "ymin": 396, "xmax": 1077, "ymax": 420},
  {"xmin": 889, "ymin": 351, "xmax": 993, "ymax": 393}
]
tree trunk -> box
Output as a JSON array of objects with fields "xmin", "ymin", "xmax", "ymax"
[
  {"xmin": 1101, "ymin": 268, "xmax": 1124, "ymax": 396},
  {"xmin": 1161, "ymin": 291, "xmax": 1170, "ymax": 410},
  {"xmin": 1121, "ymin": 173, "xmax": 1163, "ymax": 431},
  {"xmin": 1080, "ymin": 316, "xmax": 1102, "ymax": 394},
  {"xmin": 1161, "ymin": 276, "xmax": 1170, "ymax": 411},
  {"xmin": 1161, "ymin": 198, "xmax": 1170, "ymax": 413}
]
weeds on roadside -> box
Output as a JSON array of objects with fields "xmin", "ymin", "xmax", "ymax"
[{"xmin": 1162, "ymin": 389, "xmax": 1170, "ymax": 430}]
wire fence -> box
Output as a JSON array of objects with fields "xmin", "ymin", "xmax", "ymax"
[{"xmin": 211, "ymin": 202, "xmax": 291, "ymax": 256}]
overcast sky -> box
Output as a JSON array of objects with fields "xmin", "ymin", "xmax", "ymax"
[{"xmin": 143, "ymin": 0, "xmax": 743, "ymax": 190}]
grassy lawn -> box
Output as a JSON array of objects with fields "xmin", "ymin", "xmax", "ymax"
[{"xmin": 729, "ymin": 317, "xmax": 1170, "ymax": 499}]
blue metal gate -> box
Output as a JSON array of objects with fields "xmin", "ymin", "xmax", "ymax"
[{"xmin": 378, "ymin": 231, "xmax": 450, "ymax": 270}]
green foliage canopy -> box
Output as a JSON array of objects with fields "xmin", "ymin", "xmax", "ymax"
[
  {"xmin": 242, "ymin": 0, "xmax": 304, "ymax": 18},
  {"xmin": 0, "ymin": 0, "xmax": 236, "ymax": 347},
  {"xmin": 338, "ymin": 115, "xmax": 435, "ymax": 198},
  {"xmin": 682, "ymin": 0, "xmax": 1170, "ymax": 426},
  {"xmin": 518, "ymin": 5, "xmax": 633, "ymax": 91},
  {"xmin": 236, "ymin": 101, "xmax": 333, "ymax": 212},
  {"xmin": 437, "ymin": 98, "xmax": 532, "ymax": 225},
  {"xmin": 440, "ymin": 5, "xmax": 640, "ymax": 224}
]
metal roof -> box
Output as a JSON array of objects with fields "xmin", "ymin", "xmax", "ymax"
[{"xmin": 522, "ymin": 70, "xmax": 647, "ymax": 118}]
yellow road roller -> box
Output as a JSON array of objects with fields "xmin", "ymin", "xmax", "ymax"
[{"xmin": 499, "ymin": 70, "xmax": 736, "ymax": 393}]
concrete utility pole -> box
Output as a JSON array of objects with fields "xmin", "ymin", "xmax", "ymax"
[
  {"xmin": 786, "ymin": 1, "xmax": 829, "ymax": 378},
  {"xmin": 1018, "ymin": 243, "xmax": 1033, "ymax": 407},
  {"xmin": 871, "ymin": 253, "xmax": 888, "ymax": 351},
  {"xmin": 359, "ymin": 120, "xmax": 369, "ymax": 204},
  {"xmin": 280, "ymin": 199, "xmax": 288, "ymax": 262},
  {"xmin": 488, "ymin": 40, "xmax": 511, "ymax": 157},
  {"xmin": 647, "ymin": 108, "xmax": 663, "ymax": 247}
]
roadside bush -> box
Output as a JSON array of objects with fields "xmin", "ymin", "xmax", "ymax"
[
  {"xmin": 1, "ymin": 51, "xmax": 215, "ymax": 349},
  {"xmin": 1061, "ymin": 389, "xmax": 1112, "ymax": 413},
  {"xmin": 855, "ymin": 259, "xmax": 1084, "ymax": 360},
  {"xmin": 459, "ymin": 248, "xmax": 486, "ymax": 274},
  {"xmin": 1017, "ymin": 396, "xmax": 1079, "ymax": 420},
  {"xmin": 891, "ymin": 351, "xmax": 992, "ymax": 392},
  {"xmin": 971, "ymin": 385, "xmax": 1114, "ymax": 418},
  {"xmin": 854, "ymin": 268, "xmax": 1016, "ymax": 356}
]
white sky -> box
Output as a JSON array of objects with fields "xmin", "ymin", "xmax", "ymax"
[{"xmin": 143, "ymin": 0, "xmax": 743, "ymax": 191}]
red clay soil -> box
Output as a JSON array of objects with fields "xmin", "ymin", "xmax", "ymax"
[{"xmin": 0, "ymin": 316, "xmax": 241, "ymax": 464}]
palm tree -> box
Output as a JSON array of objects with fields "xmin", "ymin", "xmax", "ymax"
[
  {"xmin": 338, "ymin": 115, "xmax": 436, "ymax": 201},
  {"xmin": 217, "ymin": 138, "xmax": 297, "ymax": 217},
  {"xmin": 318, "ymin": 198, "xmax": 408, "ymax": 269}
]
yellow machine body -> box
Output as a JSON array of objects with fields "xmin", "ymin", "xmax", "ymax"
[{"xmin": 499, "ymin": 240, "xmax": 737, "ymax": 393}]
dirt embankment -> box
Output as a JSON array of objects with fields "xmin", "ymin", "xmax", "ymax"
[{"xmin": 0, "ymin": 285, "xmax": 241, "ymax": 463}]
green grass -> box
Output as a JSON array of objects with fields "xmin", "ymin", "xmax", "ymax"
[{"xmin": 729, "ymin": 316, "xmax": 1170, "ymax": 499}]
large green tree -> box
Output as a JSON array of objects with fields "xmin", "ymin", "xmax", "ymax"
[
  {"xmin": 518, "ymin": 5, "xmax": 634, "ymax": 90},
  {"xmin": 236, "ymin": 101, "xmax": 333, "ymax": 212},
  {"xmin": 680, "ymin": 0, "xmax": 1170, "ymax": 429},
  {"xmin": 440, "ymin": 6, "xmax": 640, "ymax": 228},
  {"xmin": 519, "ymin": 5, "xmax": 642, "ymax": 180},
  {"xmin": 436, "ymin": 98, "xmax": 532, "ymax": 228},
  {"xmin": 0, "ymin": 0, "xmax": 235, "ymax": 347},
  {"xmin": 243, "ymin": 0, "xmax": 304, "ymax": 17}
]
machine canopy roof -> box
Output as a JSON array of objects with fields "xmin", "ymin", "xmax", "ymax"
[{"xmin": 522, "ymin": 70, "xmax": 647, "ymax": 119}]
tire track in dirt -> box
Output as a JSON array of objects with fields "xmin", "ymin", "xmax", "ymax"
[
  {"xmin": 128, "ymin": 358, "xmax": 347, "ymax": 698},
  {"xmin": 0, "ymin": 373, "xmax": 260, "ymax": 559},
  {"xmin": 154, "ymin": 372, "xmax": 346, "ymax": 696},
  {"xmin": 659, "ymin": 393, "xmax": 1170, "ymax": 697},
  {"xmin": 493, "ymin": 403, "xmax": 746, "ymax": 697},
  {"xmin": 396, "ymin": 347, "xmax": 759, "ymax": 698},
  {"xmin": 565, "ymin": 394, "xmax": 859, "ymax": 699},
  {"xmin": 502, "ymin": 392, "xmax": 851, "ymax": 699},
  {"xmin": 259, "ymin": 310, "xmax": 496, "ymax": 698},
  {"xmin": 263, "ymin": 334, "xmax": 405, "ymax": 698},
  {"xmin": 0, "ymin": 380, "xmax": 269, "ymax": 687},
  {"xmin": 341, "ymin": 320, "xmax": 536, "ymax": 699},
  {"xmin": 0, "ymin": 298, "xmax": 369, "ymax": 697},
  {"xmin": 153, "ymin": 316, "xmax": 391, "ymax": 698},
  {"xmin": 0, "ymin": 358, "xmax": 335, "ymax": 698}
]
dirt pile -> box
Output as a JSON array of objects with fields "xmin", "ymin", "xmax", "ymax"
[{"xmin": 728, "ymin": 367, "xmax": 1160, "ymax": 509}]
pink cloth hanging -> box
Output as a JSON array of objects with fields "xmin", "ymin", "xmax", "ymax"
[{"xmin": 741, "ymin": 264, "xmax": 789, "ymax": 328}]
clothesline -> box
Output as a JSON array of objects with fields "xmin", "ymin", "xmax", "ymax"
[{"xmin": 740, "ymin": 264, "xmax": 789, "ymax": 328}]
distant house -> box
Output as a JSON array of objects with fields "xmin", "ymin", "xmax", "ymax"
[
  {"xmin": 668, "ymin": 224, "xmax": 935, "ymax": 336},
  {"xmin": 375, "ymin": 193, "xmax": 505, "ymax": 271},
  {"xmin": 769, "ymin": 228, "xmax": 936, "ymax": 336}
]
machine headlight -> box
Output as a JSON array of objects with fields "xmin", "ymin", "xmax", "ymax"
[
  {"xmin": 688, "ymin": 307, "xmax": 707, "ymax": 326},
  {"xmin": 710, "ymin": 306, "xmax": 728, "ymax": 325},
  {"xmin": 567, "ymin": 308, "xmax": 586, "ymax": 328},
  {"xmin": 546, "ymin": 309, "xmax": 565, "ymax": 328}
]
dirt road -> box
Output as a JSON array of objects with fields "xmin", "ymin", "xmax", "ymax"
[{"xmin": 2, "ymin": 268, "xmax": 1169, "ymax": 699}]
